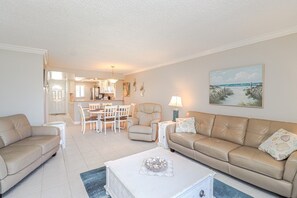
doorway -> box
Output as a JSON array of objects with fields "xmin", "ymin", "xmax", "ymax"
[{"xmin": 48, "ymin": 71, "xmax": 67, "ymax": 115}]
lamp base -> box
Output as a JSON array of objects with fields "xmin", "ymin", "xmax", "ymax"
[{"xmin": 172, "ymin": 110, "xmax": 179, "ymax": 122}]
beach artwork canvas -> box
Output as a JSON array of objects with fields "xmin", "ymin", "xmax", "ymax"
[
  {"xmin": 123, "ymin": 82, "xmax": 130, "ymax": 97},
  {"xmin": 209, "ymin": 65, "xmax": 263, "ymax": 108}
]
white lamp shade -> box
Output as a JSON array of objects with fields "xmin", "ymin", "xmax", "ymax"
[{"xmin": 168, "ymin": 96, "xmax": 183, "ymax": 108}]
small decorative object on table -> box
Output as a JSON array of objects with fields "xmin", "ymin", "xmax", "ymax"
[
  {"xmin": 145, "ymin": 157, "xmax": 168, "ymax": 172},
  {"xmin": 140, "ymin": 157, "xmax": 173, "ymax": 177}
]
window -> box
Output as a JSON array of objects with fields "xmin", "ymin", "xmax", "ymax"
[
  {"xmin": 76, "ymin": 85, "xmax": 85, "ymax": 97},
  {"xmin": 49, "ymin": 71, "xmax": 64, "ymax": 80}
]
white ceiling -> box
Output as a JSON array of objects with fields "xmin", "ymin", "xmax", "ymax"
[{"xmin": 1, "ymin": 0, "xmax": 297, "ymax": 74}]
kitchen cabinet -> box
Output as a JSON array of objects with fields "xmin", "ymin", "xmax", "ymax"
[{"xmin": 98, "ymin": 80, "xmax": 115, "ymax": 93}]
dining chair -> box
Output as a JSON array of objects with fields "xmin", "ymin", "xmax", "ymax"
[
  {"xmin": 101, "ymin": 103, "xmax": 113, "ymax": 108},
  {"xmin": 78, "ymin": 105, "xmax": 98, "ymax": 134},
  {"xmin": 130, "ymin": 103, "xmax": 136, "ymax": 117},
  {"xmin": 99, "ymin": 105, "xmax": 117, "ymax": 134},
  {"xmin": 89, "ymin": 103, "xmax": 101, "ymax": 110},
  {"xmin": 89, "ymin": 103, "xmax": 101, "ymax": 128},
  {"xmin": 117, "ymin": 105, "xmax": 130, "ymax": 132}
]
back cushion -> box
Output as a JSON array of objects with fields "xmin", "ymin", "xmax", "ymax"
[
  {"xmin": 245, "ymin": 119, "xmax": 297, "ymax": 148},
  {"xmin": 137, "ymin": 112, "xmax": 153, "ymax": 126},
  {"xmin": 187, "ymin": 111, "xmax": 215, "ymax": 136},
  {"xmin": 245, "ymin": 119, "xmax": 270, "ymax": 147},
  {"xmin": 269, "ymin": 121, "xmax": 297, "ymax": 137},
  {"xmin": 0, "ymin": 118, "xmax": 21, "ymax": 148},
  {"xmin": 211, "ymin": 115, "xmax": 248, "ymax": 145},
  {"xmin": 7, "ymin": 114, "xmax": 32, "ymax": 139},
  {"xmin": 137, "ymin": 103, "xmax": 162, "ymax": 114}
]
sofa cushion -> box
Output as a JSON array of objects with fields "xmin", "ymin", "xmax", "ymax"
[
  {"xmin": 0, "ymin": 144, "xmax": 42, "ymax": 174},
  {"xmin": 194, "ymin": 137, "xmax": 240, "ymax": 162},
  {"xmin": 245, "ymin": 119, "xmax": 297, "ymax": 148},
  {"xmin": 211, "ymin": 115, "xmax": 248, "ymax": 145},
  {"xmin": 137, "ymin": 112, "xmax": 153, "ymax": 126},
  {"xmin": 7, "ymin": 114, "xmax": 32, "ymax": 139},
  {"xmin": 13, "ymin": 136, "xmax": 60, "ymax": 155},
  {"xmin": 0, "ymin": 119, "xmax": 21, "ymax": 148},
  {"xmin": 129, "ymin": 125, "xmax": 152, "ymax": 134},
  {"xmin": 229, "ymin": 146, "xmax": 285, "ymax": 179},
  {"xmin": 244, "ymin": 119, "xmax": 270, "ymax": 148},
  {"xmin": 170, "ymin": 133, "xmax": 206, "ymax": 149},
  {"xmin": 187, "ymin": 111, "xmax": 215, "ymax": 136}
]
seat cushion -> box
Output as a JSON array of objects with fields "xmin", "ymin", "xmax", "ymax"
[
  {"xmin": 129, "ymin": 125, "xmax": 152, "ymax": 134},
  {"xmin": 0, "ymin": 144, "xmax": 41, "ymax": 174},
  {"xmin": 170, "ymin": 133, "xmax": 206, "ymax": 149},
  {"xmin": 13, "ymin": 136, "xmax": 60, "ymax": 154},
  {"xmin": 229, "ymin": 146, "xmax": 285, "ymax": 179},
  {"xmin": 194, "ymin": 138, "xmax": 240, "ymax": 162}
]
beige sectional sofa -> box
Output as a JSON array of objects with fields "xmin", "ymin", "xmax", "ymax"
[
  {"xmin": 167, "ymin": 111, "xmax": 297, "ymax": 198},
  {"xmin": 0, "ymin": 114, "xmax": 60, "ymax": 196}
]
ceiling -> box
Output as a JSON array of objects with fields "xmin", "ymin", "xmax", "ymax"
[{"xmin": 1, "ymin": 1, "xmax": 297, "ymax": 75}]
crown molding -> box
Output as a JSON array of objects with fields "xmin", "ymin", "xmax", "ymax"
[
  {"xmin": 125, "ymin": 26, "xmax": 297, "ymax": 75},
  {"xmin": 0, "ymin": 43, "xmax": 48, "ymax": 65}
]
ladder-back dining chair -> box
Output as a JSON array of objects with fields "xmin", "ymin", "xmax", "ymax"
[
  {"xmin": 101, "ymin": 103, "xmax": 113, "ymax": 108},
  {"xmin": 89, "ymin": 103, "xmax": 101, "ymax": 110},
  {"xmin": 78, "ymin": 105, "xmax": 98, "ymax": 134},
  {"xmin": 99, "ymin": 105, "xmax": 117, "ymax": 134},
  {"xmin": 117, "ymin": 105, "xmax": 130, "ymax": 132},
  {"xmin": 89, "ymin": 103, "xmax": 101, "ymax": 128}
]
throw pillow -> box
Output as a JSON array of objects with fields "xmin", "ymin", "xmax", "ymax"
[
  {"xmin": 258, "ymin": 128, "xmax": 297, "ymax": 160},
  {"xmin": 176, "ymin": 117, "xmax": 196, "ymax": 133}
]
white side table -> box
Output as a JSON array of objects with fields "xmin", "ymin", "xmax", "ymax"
[
  {"xmin": 43, "ymin": 121, "xmax": 66, "ymax": 149},
  {"xmin": 158, "ymin": 121, "xmax": 175, "ymax": 149}
]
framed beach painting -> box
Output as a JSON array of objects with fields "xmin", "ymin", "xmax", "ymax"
[
  {"xmin": 209, "ymin": 64, "xmax": 264, "ymax": 108},
  {"xmin": 123, "ymin": 82, "xmax": 130, "ymax": 97}
]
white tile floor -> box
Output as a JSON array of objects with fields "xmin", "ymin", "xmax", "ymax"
[{"xmin": 3, "ymin": 117, "xmax": 280, "ymax": 198}]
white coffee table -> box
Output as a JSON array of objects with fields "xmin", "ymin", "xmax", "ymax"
[{"xmin": 105, "ymin": 147, "xmax": 215, "ymax": 198}]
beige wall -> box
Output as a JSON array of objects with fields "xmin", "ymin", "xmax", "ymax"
[
  {"xmin": 125, "ymin": 33, "xmax": 297, "ymax": 123},
  {"xmin": 0, "ymin": 50, "xmax": 45, "ymax": 125}
]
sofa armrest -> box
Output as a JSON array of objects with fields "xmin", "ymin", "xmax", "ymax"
[
  {"xmin": 0, "ymin": 154, "xmax": 7, "ymax": 180},
  {"xmin": 31, "ymin": 126, "xmax": 60, "ymax": 136},
  {"xmin": 284, "ymin": 151, "xmax": 297, "ymax": 182},
  {"xmin": 151, "ymin": 119, "xmax": 161, "ymax": 133},
  {"xmin": 127, "ymin": 117, "xmax": 139, "ymax": 129},
  {"xmin": 165, "ymin": 123, "xmax": 176, "ymax": 143}
]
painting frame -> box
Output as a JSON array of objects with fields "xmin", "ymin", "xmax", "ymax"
[
  {"xmin": 209, "ymin": 64, "xmax": 264, "ymax": 108},
  {"xmin": 123, "ymin": 82, "xmax": 130, "ymax": 97}
]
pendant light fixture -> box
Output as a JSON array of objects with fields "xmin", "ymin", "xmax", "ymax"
[{"xmin": 108, "ymin": 65, "xmax": 118, "ymax": 84}]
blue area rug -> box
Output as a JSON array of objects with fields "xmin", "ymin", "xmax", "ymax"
[{"xmin": 80, "ymin": 167, "xmax": 253, "ymax": 198}]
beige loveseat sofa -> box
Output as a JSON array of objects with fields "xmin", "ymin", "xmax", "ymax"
[
  {"xmin": 0, "ymin": 114, "xmax": 60, "ymax": 196},
  {"xmin": 167, "ymin": 111, "xmax": 297, "ymax": 198}
]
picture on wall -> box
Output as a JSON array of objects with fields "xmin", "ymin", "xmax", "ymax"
[
  {"xmin": 209, "ymin": 64, "xmax": 264, "ymax": 108},
  {"xmin": 123, "ymin": 82, "xmax": 130, "ymax": 97}
]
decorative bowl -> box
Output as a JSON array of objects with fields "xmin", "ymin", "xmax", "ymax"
[{"xmin": 145, "ymin": 157, "xmax": 168, "ymax": 172}]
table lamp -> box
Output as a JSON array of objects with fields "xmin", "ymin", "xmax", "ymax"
[{"xmin": 168, "ymin": 96, "xmax": 183, "ymax": 121}]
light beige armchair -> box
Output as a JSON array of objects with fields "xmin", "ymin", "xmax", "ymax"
[{"xmin": 127, "ymin": 103, "xmax": 162, "ymax": 141}]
